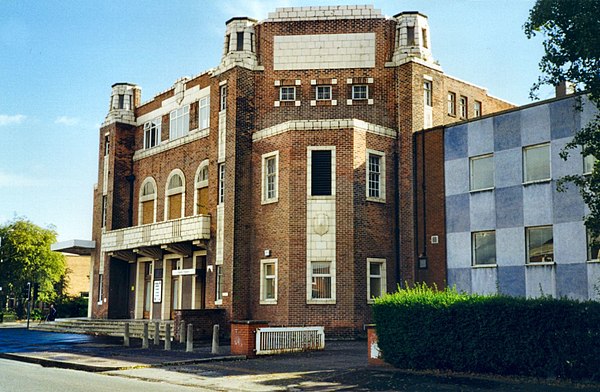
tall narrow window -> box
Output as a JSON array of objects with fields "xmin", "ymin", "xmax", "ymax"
[
  {"xmin": 143, "ymin": 118, "xmax": 161, "ymax": 149},
  {"xmin": 101, "ymin": 195, "xmax": 107, "ymax": 228},
  {"xmin": 215, "ymin": 265, "xmax": 223, "ymax": 303},
  {"xmin": 220, "ymin": 85, "xmax": 227, "ymax": 111},
  {"xmin": 472, "ymin": 231, "xmax": 496, "ymax": 265},
  {"xmin": 199, "ymin": 96, "xmax": 209, "ymax": 130},
  {"xmin": 367, "ymin": 258, "xmax": 386, "ymax": 302},
  {"xmin": 311, "ymin": 150, "xmax": 332, "ymax": 196},
  {"xmin": 262, "ymin": 152, "xmax": 278, "ymax": 203},
  {"xmin": 166, "ymin": 172, "xmax": 184, "ymax": 220},
  {"xmin": 448, "ymin": 92, "xmax": 456, "ymax": 115},
  {"xmin": 104, "ymin": 135, "xmax": 110, "ymax": 156},
  {"xmin": 470, "ymin": 154, "xmax": 494, "ymax": 191},
  {"xmin": 407, "ymin": 26, "xmax": 415, "ymax": 45},
  {"xmin": 195, "ymin": 162, "xmax": 209, "ymax": 215},
  {"xmin": 250, "ymin": 33, "xmax": 255, "ymax": 52},
  {"xmin": 169, "ymin": 105, "xmax": 190, "ymax": 140},
  {"xmin": 236, "ymin": 32, "xmax": 244, "ymax": 51},
  {"xmin": 587, "ymin": 230, "xmax": 600, "ymax": 261},
  {"xmin": 218, "ymin": 163, "xmax": 225, "ymax": 204},
  {"xmin": 140, "ymin": 178, "xmax": 156, "ymax": 225},
  {"xmin": 526, "ymin": 226, "xmax": 553, "ymax": 263},
  {"xmin": 118, "ymin": 94, "xmax": 125, "ymax": 109},
  {"xmin": 310, "ymin": 261, "xmax": 332, "ymax": 300},
  {"xmin": 459, "ymin": 96, "xmax": 468, "ymax": 118},
  {"xmin": 367, "ymin": 150, "xmax": 385, "ymax": 201},
  {"xmin": 423, "ymin": 80, "xmax": 432, "ymax": 107},
  {"xmin": 421, "ymin": 28, "xmax": 428, "ymax": 48},
  {"xmin": 474, "ymin": 101, "xmax": 482, "ymax": 117},
  {"xmin": 523, "ymin": 143, "xmax": 550, "ymax": 182},
  {"xmin": 584, "ymin": 154, "xmax": 596, "ymax": 175},
  {"xmin": 260, "ymin": 259, "xmax": 277, "ymax": 303}
]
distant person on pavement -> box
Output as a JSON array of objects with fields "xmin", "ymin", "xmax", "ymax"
[{"xmin": 47, "ymin": 304, "xmax": 57, "ymax": 321}]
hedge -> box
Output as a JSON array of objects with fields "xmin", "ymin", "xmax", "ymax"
[{"xmin": 372, "ymin": 284, "xmax": 600, "ymax": 381}]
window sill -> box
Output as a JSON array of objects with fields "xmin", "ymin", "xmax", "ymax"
[
  {"xmin": 523, "ymin": 179, "xmax": 551, "ymax": 186},
  {"xmin": 307, "ymin": 299, "xmax": 336, "ymax": 305},
  {"xmin": 261, "ymin": 198, "xmax": 279, "ymax": 206},
  {"xmin": 308, "ymin": 195, "xmax": 335, "ymax": 200},
  {"xmin": 587, "ymin": 259, "xmax": 600, "ymax": 264},
  {"xmin": 366, "ymin": 197, "xmax": 386, "ymax": 203},
  {"xmin": 525, "ymin": 261, "xmax": 556, "ymax": 267},
  {"xmin": 259, "ymin": 300, "xmax": 278, "ymax": 305},
  {"xmin": 472, "ymin": 264, "xmax": 497, "ymax": 269},
  {"xmin": 214, "ymin": 300, "xmax": 223, "ymax": 306},
  {"xmin": 470, "ymin": 187, "xmax": 494, "ymax": 194}
]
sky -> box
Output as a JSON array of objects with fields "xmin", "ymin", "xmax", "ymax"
[{"xmin": 0, "ymin": 0, "xmax": 549, "ymax": 242}]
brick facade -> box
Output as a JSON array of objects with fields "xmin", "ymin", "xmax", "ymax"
[{"xmin": 90, "ymin": 5, "xmax": 514, "ymax": 336}]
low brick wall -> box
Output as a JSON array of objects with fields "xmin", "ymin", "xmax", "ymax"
[
  {"xmin": 230, "ymin": 320, "xmax": 269, "ymax": 357},
  {"xmin": 366, "ymin": 325, "xmax": 385, "ymax": 365},
  {"xmin": 173, "ymin": 309, "xmax": 227, "ymax": 342}
]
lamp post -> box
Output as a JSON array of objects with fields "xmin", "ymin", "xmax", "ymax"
[{"xmin": 26, "ymin": 281, "xmax": 31, "ymax": 329}]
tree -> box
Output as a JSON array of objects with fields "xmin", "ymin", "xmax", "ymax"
[
  {"xmin": 525, "ymin": 0, "xmax": 600, "ymax": 236},
  {"xmin": 0, "ymin": 219, "xmax": 66, "ymax": 311}
]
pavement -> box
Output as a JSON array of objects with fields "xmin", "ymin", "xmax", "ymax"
[{"xmin": 2, "ymin": 321, "xmax": 600, "ymax": 391}]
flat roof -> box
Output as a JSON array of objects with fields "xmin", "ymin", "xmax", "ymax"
[{"xmin": 51, "ymin": 239, "xmax": 96, "ymax": 256}]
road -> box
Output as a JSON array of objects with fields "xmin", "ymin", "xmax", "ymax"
[
  {"xmin": 0, "ymin": 327, "xmax": 116, "ymax": 353},
  {"xmin": 0, "ymin": 359, "xmax": 208, "ymax": 392}
]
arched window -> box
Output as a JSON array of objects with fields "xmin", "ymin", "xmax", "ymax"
[
  {"xmin": 194, "ymin": 160, "xmax": 209, "ymax": 215},
  {"xmin": 139, "ymin": 177, "xmax": 157, "ymax": 225},
  {"xmin": 165, "ymin": 170, "xmax": 185, "ymax": 220}
]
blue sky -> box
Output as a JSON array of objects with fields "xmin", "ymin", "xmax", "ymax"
[{"xmin": 0, "ymin": 0, "xmax": 547, "ymax": 241}]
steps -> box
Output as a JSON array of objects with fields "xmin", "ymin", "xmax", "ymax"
[{"xmin": 31, "ymin": 318, "xmax": 175, "ymax": 340}]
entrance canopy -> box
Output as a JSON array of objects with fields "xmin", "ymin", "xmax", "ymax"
[{"xmin": 51, "ymin": 239, "xmax": 96, "ymax": 256}]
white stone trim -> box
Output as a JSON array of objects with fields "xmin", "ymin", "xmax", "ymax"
[
  {"xmin": 137, "ymin": 85, "xmax": 210, "ymax": 126},
  {"xmin": 266, "ymin": 5, "xmax": 383, "ymax": 21},
  {"xmin": 133, "ymin": 128, "xmax": 209, "ymax": 161},
  {"xmin": 252, "ymin": 119, "xmax": 397, "ymax": 142}
]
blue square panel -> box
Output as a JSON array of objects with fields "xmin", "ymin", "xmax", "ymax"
[
  {"xmin": 498, "ymin": 266, "xmax": 526, "ymax": 297},
  {"xmin": 468, "ymin": 118, "xmax": 494, "ymax": 157},
  {"xmin": 495, "ymin": 148, "xmax": 522, "ymax": 189},
  {"xmin": 447, "ymin": 268, "xmax": 472, "ymax": 294},
  {"xmin": 520, "ymin": 103, "xmax": 551, "ymax": 146},
  {"xmin": 494, "ymin": 111, "xmax": 521, "ymax": 151},
  {"xmin": 550, "ymin": 98, "xmax": 580, "ymax": 139},
  {"xmin": 552, "ymin": 180, "xmax": 584, "ymax": 224},
  {"xmin": 556, "ymin": 263, "xmax": 588, "ymax": 300},
  {"xmin": 495, "ymin": 186, "xmax": 523, "ymax": 229},
  {"xmin": 445, "ymin": 124, "xmax": 468, "ymax": 161},
  {"xmin": 446, "ymin": 193, "xmax": 470, "ymax": 233}
]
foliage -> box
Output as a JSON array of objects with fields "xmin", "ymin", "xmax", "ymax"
[
  {"xmin": 0, "ymin": 218, "xmax": 66, "ymax": 306},
  {"xmin": 525, "ymin": 0, "xmax": 600, "ymax": 237},
  {"xmin": 372, "ymin": 284, "xmax": 600, "ymax": 381},
  {"xmin": 55, "ymin": 296, "xmax": 88, "ymax": 318}
]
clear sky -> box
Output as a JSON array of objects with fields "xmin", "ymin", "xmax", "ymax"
[{"xmin": 0, "ymin": 0, "xmax": 548, "ymax": 241}]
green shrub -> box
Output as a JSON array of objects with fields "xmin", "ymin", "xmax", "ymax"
[
  {"xmin": 372, "ymin": 284, "xmax": 600, "ymax": 381},
  {"xmin": 55, "ymin": 296, "xmax": 88, "ymax": 318}
]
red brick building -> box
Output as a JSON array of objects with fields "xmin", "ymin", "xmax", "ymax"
[{"xmin": 91, "ymin": 5, "xmax": 513, "ymax": 336}]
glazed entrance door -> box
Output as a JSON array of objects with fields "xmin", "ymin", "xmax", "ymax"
[
  {"xmin": 143, "ymin": 263, "xmax": 152, "ymax": 319},
  {"xmin": 195, "ymin": 255, "xmax": 207, "ymax": 309},
  {"xmin": 170, "ymin": 259, "xmax": 180, "ymax": 320}
]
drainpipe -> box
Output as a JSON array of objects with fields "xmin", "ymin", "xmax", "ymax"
[{"xmin": 394, "ymin": 150, "xmax": 401, "ymax": 285}]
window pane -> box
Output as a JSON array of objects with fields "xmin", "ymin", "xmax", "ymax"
[
  {"xmin": 369, "ymin": 262, "xmax": 381, "ymax": 276},
  {"xmin": 584, "ymin": 154, "xmax": 596, "ymax": 175},
  {"xmin": 587, "ymin": 231, "xmax": 600, "ymax": 260},
  {"xmin": 470, "ymin": 155, "xmax": 494, "ymax": 190},
  {"xmin": 524, "ymin": 144, "xmax": 550, "ymax": 182},
  {"xmin": 311, "ymin": 150, "xmax": 332, "ymax": 196},
  {"xmin": 473, "ymin": 231, "xmax": 496, "ymax": 265},
  {"xmin": 311, "ymin": 261, "xmax": 332, "ymax": 299},
  {"xmin": 423, "ymin": 81, "xmax": 432, "ymax": 106},
  {"xmin": 370, "ymin": 277, "xmax": 382, "ymax": 298},
  {"xmin": 368, "ymin": 154, "xmax": 381, "ymax": 198},
  {"xmin": 527, "ymin": 226, "xmax": 553, "ymax": 263},
  {"xmin": 316, "ymin": 86, "xmax": 331, "ymax": 100},
  {"xmin": 352, "ymin": 85, "xmax": 368, "ymax": 100}
]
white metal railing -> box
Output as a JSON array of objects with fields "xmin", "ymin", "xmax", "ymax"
[
  {"xmin": 255, "ymin": 326, "xmax": 325, "ymax": 355},
  {"xmin": 101, "ymin": 215, "xmax": 210, "ymax": 253}
]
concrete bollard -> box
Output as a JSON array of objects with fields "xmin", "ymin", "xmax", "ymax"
[
  {"xmin": 123, "ymin": 322, "xmax": 130, "ymax": 347},
  {"xmin": 154, "ymin": 321, "xmax": 160, "ymax": 346},
  {"xmin": 186, "ymin": 323, "xmax": 193, "ymax": 353},
  {"xmin": 179, "ymin": 320, "xmax": 186, "ymax": 343},
  {"xmin": 211, "ymin": 324, "xmax": 220, "ymax": 354},
  {"xmin": 164, "ymin": 323, "xmax": 171, "ymax": 351},
  {"xmin": 142, "ymin": 322, "xmax": 149, "ymax": 349}
]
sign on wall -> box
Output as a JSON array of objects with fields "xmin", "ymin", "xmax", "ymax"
[{"xmin": 153, "ymin": 280, "xmax": 162, "ymax": 303}]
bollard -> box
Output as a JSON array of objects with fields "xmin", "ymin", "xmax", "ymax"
[
  {"xmin": 186, "ymin": 323, "xmax": 193, "ymax": 353},
  {"xmin": 179, "ymin": 320, "xmax": 186, "ymax": 343},
  {"xmin": 142, "ymin": 322, "xmax": 149, "ymax": 349},
  {"xmin": 123, "ymin": 322, "xmax": 130, "ymax": 347},
  {"xmin": 164, "ymin": 323, "xmax": 171, "ymax": 351},
  {"xmin": 211, "ymin": 324, "xmax": 220, "ymax": 354},
  {"xmin": 154, "ymin": 321, "xmax": 160, "ymax": 346}
]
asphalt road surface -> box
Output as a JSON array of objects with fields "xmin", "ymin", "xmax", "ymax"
[{"xmin": 0, "ymin": 327, "xmax": 119, "ymax": 353}]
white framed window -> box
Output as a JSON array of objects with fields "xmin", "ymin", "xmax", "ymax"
[
  {"xmin": 280, "ymin": 86, "xmax": 296, "ymax": 101},
  {"xmin": 215, "ymin": 265, "xmax": 223, "ymax": 304},
  {"xmin": 309, "ymin": 261, "xmax": 333, "ymax": 301},
  {"xmin": 459, "ymin": 95, "xmax": 468, "ymax": 118},
  {"xmin": 367, "ymin": 258, "xmax": 386, "ymax": 303},
  {"xmin": 526, "ymin": 226, "xmax": 554, "ymax": 263},
  {"xmin": 367, "ymin": 150, "xmax": 385, "ymax": 202},
  {"xmin": 587, "ymin": 230, "xmax": 600, "ymax": 261},
  {"xmin": 218, "ymin": 163, "xmax": 225, "ymax": 205},
  {"xmin": 523, "ymin": 143, "xmax": 551, "ymax": 183},
  {"xmin": 316, "ymin": 85, "xmax": 332, "ymax": 101},
  {"xmin": 194, "ymin": 160, "xmax": 209, "ymax": 215},
  {"xmin": 220, "ymin": 85, "xmax": 227, "ymax": 111},
  {"xmin": 448, "ymin": 92, "xmax": 456, "ymax": 115},
  {"xmin": 352, "ymin": 85, "xmax": 368, "ymax": 100},
  {"xmin": 139, "ymin": 177, "xmax": 157, "ymax": 225},
  {"xmin": 260, "ymin": 259, "xmax": 278, "ymax": 304},
  {"xmin": 165, "ymin": 170, "xmax": 185, "ymax": 220},
  {"xmin": 474, "ymin": 100, "xmax": 482, "ymax": 117},
  {"xmin": 308, "ymin": 147, "xmax": 335, "ymax": 197},
  {"xmin": 472, "ymin": 231, "xmax": 496, "ymax": 266},
  {"xmin": 199, "ymin": 96, "xmax": 209, "ymax": 130},
  {"xmin": 423, "ymin": 80, "xmax": 432, "ymax": 107},
  {"xmin": 261, "ymin": 151, "xmax": 279, "ymax": 204},
  {"xmin": 470, "ymin": 154, "xmax": 494, "ymax": 191},
  {"xmin": 169, "ymin": 105, "xmax": 189, "ymax": 140},
  {"xmin": 143, "ymin": 117, "xmax": 161, "ymax": 149},
  {"xmin": 584, "ymin": 154, "xmax": 596, "ymax": 175}
]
